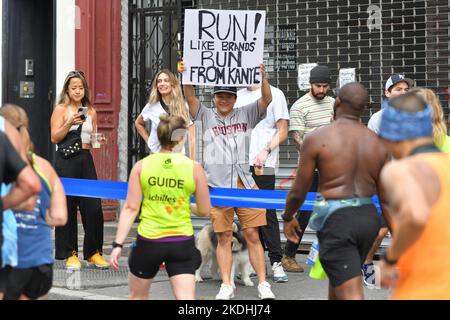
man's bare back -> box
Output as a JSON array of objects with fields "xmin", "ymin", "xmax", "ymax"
[
  {"xmin": 283, "ymin": 82, "xmax": 391, "ymax": 300},
  {"xmin": 306, "ymin": 118, "xmax": 388, "ymax": 199},
  {"xmin": 287, "ymin": 82, "xmax": 389, "ymax": 204}
]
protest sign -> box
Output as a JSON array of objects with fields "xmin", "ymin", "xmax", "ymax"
[
  {"xmin": 183, "ymin": 9, "xmax": 266, "ymax": 86},
  {"xmin": 339, "ymin": 68, "xmax": 356, "ymax": 88},
  {"xmin": 297, "ymin": 63, "xmax": 318, "ymax": 91}
]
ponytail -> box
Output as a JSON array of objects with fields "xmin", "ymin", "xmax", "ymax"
[{"xmin": 157, "ymin": 115, "xmax": 187, "ymax": 150}]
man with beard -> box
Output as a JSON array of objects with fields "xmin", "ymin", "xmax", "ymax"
[{"xmin": 282, "ymin": 65, "xmax": 334, "ymax": 272}]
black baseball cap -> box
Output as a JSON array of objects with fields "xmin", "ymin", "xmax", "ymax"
[{"xmin": 213, "ymin": 86, "xmax": 237, "ymax": 96}]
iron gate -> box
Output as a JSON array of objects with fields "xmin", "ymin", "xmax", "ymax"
[{"xmin": 128, "ymin": 0, "xmax": 182, "ymax": 173}]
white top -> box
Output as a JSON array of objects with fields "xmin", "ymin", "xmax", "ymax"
[
  {"xmin": 235, "ymin": 86, "xmax": 290, "ymax": 168},
  {"xmin": 140, "ymin": 101, "xmax": 191, "ymax": 154},
  {"xmin": 367, "ymin": 109, "xmax": 383, "ymax": 134}
]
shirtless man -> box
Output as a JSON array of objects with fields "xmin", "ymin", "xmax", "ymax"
[{"xmin": 282, "ymin": 83, "xmax": 390, "ymax": 299}]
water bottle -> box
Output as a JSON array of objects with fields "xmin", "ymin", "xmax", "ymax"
[{"xmin": 306, "ymin": 239, "xmax": 320, "ymax": 267}]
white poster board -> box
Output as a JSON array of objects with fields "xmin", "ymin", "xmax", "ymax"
[
  {"xmin": 182, "ymin": 9, "xmax": 266, "ymax": 87},
  {"xmin": 339, "ymin": 68, "xmax": 356, "ymax": 88},
  {"xmin": 297, "ymin": 63, "xmax": 318, "ymax": 91}
]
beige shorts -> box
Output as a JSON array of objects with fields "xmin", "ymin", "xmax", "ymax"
[{"xmin": 210, "ymin": 178, "xmax": 266, "ymax": 233}]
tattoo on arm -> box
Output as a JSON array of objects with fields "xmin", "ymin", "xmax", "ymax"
[{"xmin": 292, "ymin": 131, "xmax": 304, "ymax": 152}]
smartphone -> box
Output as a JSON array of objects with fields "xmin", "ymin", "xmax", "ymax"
[{"xmin": 77, "ymin": 107, "xmax": 88, "ymax": 121}]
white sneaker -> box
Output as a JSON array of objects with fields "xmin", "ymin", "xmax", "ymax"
[
  {"xmin": 215, "ymin": 283, "xmax": 235, "ymax": 300},
  {"xmin": 272, "ymin": 262, "xmax": 288, "ymax": 283},
  {"xmin": 258, "ymin": 281, "xmax": 276, "ymax": 300}
]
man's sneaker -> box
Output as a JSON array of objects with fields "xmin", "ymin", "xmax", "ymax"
[
  {"xmin": 272, "ymin": 262, "xmax": 288, "ymax": 283},
  {"xmin": 362, "ymin": 263, "xmax": 376, "ymax": 288},
  {"xmin": 257, "ymin": 281, "xmax": 276, "ymax": 300},
  {"xmin": 87, "ymin": 252, "xmax": 111, "ymax": 269},
  {"xmin": 66, "ymin": 251, "xmax": 81, "ymax": 271},
  {"xmin": 215, "ymin": 283, "xmax": 235, "ymax": 300},
  {"xmin": 281, "ymin": 255, "xmax": 304, "ymax": 273}
]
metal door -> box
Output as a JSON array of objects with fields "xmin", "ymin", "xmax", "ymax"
[
  {"xmin": 128, "ymin": 0, "xmax": 181, "ymax": 174},
  {"xmin": 2, "ymin": 0, "xmax": 55, "ymax": 161}
]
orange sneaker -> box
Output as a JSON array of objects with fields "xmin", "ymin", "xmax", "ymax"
[
  {"xmin": 66, "ymin": 251, "xmax": 81, "ymax": 271},
  {"xmin": 87, "ymin": 251, "xmax": 110, "ymax": 269}
]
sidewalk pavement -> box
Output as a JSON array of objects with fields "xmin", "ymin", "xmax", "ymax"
[{"xmin": 49, "ymin": 253, "xmax": 390, "ymax": 300}]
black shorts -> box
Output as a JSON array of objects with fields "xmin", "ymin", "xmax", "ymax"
[
  {"xmin": 317, "ymin": 204, "xmax": 380, "ymax": 287},
  {"xmin": 0, "ymin": 267, "xmax": 11, "ymax": 294},
  {"xmin": 128, "ymin": 237, "xmax": 201, "ymax": 279},
  {"xmin": 2, "ymin": 264, "xmax": 53, "ymax": 300}
]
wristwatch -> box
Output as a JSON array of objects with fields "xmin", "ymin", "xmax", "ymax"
[
  {"xmin": 382, "ymin": 251, "xmax": 397, "ymax": 265},
  {"xmin": 112, "ymin": 241, "xmax": 123, "ymax": 249},
  {"xmin": 281, "ymin": 212, "xmax": 294, "ymax": 222}
]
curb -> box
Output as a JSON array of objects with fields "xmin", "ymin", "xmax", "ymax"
[{"xmin": 49, "ymin": 287, "xmax": 126, "ymax": 300}]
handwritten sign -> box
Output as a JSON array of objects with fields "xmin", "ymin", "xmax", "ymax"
[
  {"xmin": 339, "ymin": 68, "xmax": 356, "ymax": 88},
  {"xmin": 278, "ymin": 25, "xmax": 297, "ymax": 71},
  {"xmin": 297, "ymin": 63, "xmax": 318, "ymax": 91},
  {"xmin": 183, "ymin": 9, "xmax": 266, "ymax": 87}
]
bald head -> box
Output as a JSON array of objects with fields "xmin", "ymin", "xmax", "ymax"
[{"xmin": 337, "ymin": 83, "xmax": 369, "ymax": 113}]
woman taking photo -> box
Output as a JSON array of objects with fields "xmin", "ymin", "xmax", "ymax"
[
  {"xmin": 134, "ymin": 69, "xmax": 194, "ymax": 157},
  {"xmin": 50, "ymin": 71, "xmax": 109, "ymax": 270},
  {"xmin": 111, "ymin": 115, "xmax": 210, "ymax": 300}
]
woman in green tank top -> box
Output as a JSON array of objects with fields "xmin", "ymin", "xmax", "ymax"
[
  {"xmin": 409, "ymin": 88, "xmax": 449, "ymax": 153},
  {"xmin": 110, "ymin": 115, "xmax": 210, "ymax": 300}
]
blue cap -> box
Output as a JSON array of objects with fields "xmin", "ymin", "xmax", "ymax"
[
  {"xmin": 385, "ymin": 74, "xmax": 414, "ymax": 91},
  {"xmin": 379, "ymin": 101, "xmax": 433, "ymax": 141}
]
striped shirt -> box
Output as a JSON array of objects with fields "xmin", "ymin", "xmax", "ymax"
[{"xmin": 289, "ymin": 93, "xmax": 334, "ymax": 134}]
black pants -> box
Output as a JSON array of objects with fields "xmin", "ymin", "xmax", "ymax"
[
  {"xmin": 251, "ymin": 166, "xmax": 283, "ymax": 265},
  {"xmin": 54, "ymin": 150, "xmax": 104, "ymax": 260},
  {"xmin": 284, "ymin": 170, "xmax": 319, "ymax": 258}
]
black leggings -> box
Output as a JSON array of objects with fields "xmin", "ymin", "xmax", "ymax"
[
  {"xmin": 54, "ymin": 150, "xmax": 104, "ymax": 260},
  {"xmin": 251, "ymin": 167, "xmax": 283, "ymax": 265},
  {"xmin": 284, "ymin": 170, "xmax": 319, "ymax": 257}
]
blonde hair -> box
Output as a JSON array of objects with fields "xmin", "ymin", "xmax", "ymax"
[
  {"xmin": 57, "ymin": 71, "xmax": 92, "ymax": 109},
  {"xmin": 0, "ymin": 104, "xmax": 34, "ymax": 152},
  {"xmin": 148, "ymin": 69, "xmax": 189, "ymax": 123},
  {"xmin": 409, "ymin": 87, "xmax": 448, "ymax": 146},
  {"xmin": 157, "ymin": 114, "xmax": 187, "ymax": 150}
]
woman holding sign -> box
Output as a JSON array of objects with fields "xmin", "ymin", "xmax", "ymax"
[
  {"xmin": 134, "ymin": 69, "xmax": 195, "ymax": 157},
  {"xmin": 180, "ymin": 60, "xmax": 277, "ymax": 300}
]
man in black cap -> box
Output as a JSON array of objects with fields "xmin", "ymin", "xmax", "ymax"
[
  {"xmin": 282, "ymin": 65, "xmax": 335, "ymax": 272},
  {"xmin": 181, "ymin": 63, "xmax": 277, "ymax": 300}
]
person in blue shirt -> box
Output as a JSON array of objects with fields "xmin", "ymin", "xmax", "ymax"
[{"xmin": 0, "ymin": 104, "xmax": 67, "ymax": 300}]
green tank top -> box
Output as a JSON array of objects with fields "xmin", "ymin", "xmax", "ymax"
[
  {"xmin": 138, "ymin": 152, "xmax": 196, "ymax": 239},
  {"xmin": 437, "ymin": 135, "xmax": 450, "ymax": 153}
]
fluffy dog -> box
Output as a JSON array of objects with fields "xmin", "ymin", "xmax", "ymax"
[{"xmin": 195, "ymin": 222, "xmax": 253, "ymax": 287}]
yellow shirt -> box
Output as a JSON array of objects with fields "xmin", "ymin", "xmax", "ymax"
[{"xmin": 138, "ymin": 153, "xmax": 195, "ymax": 239}]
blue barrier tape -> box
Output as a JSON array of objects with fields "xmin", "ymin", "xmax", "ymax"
[{"xmin": 61, "ymin": 178, "xmax": 380, "ymax": 211}]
